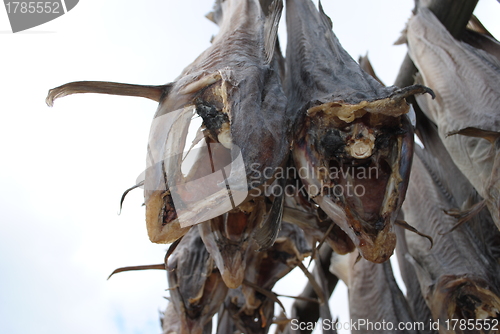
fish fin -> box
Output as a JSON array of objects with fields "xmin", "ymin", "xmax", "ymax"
[
  {"xmin": 165, "ymin": 236, "xmax": 184, "ymax": 271},
  {"xmin": 447, "ymin": 127, "xmax": 500, "ymax": 144},
  {"xmin": 396, "ymin": 220, "xmax": 433, "ymax": 250},
  {"xmin": 107, "ymin": 264, "xmax": 165, "ymax": 280},
  {"xmin": 243, "ymin": 279, "xmax": 286, "ymax": 314},
  {"xmin": 208, "ymin": 0, "xmax": 224, "ymax": 25},
  {"xmin": 118, "ymin": 180, "xmax": 144, "ymax": 214},
  {"xmin": 467, "ymin": 15, "xmax": 494, "ymax": 37},
  {"xmin": 205, "ymin": 11, "xmax": 215, "ymax": 23},
  {"xmin": 443, "ymin": 199, "xmax": 487, "ymax": 233},
  {"xmin": 358, "ymin": 53, "xmax": 385, "ymax": 86},
  {"xmin": 263, "ymin": 0, "xmax": 283, "ymax": 64},
  {"xmin": 318, "ymin": 1, "xmax": 333, "ymax": 29},
  {"xmin": 46, "ymin": 81, "xmax": 172, "ymax": 106},
  {"xmin": 394, "ymin": 25, "xmax": 408, "ymax": 45},
  {"xmin": 404, "ymin": 252, "xmax": 435, "ymax": 290},
  {"xmin": 253, "ymin": 177, "xmax": 285, "ymax": 251}
]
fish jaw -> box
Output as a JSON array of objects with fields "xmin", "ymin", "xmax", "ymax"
[
  {"xmin": 293, "ymin": 107, "xmax": 414, "ymax": 263},
  {"xmin": 430, "ymin": 275, "xmax": 500, "ymax": 324},
  {"xmin": 198, "ymin": 205, "xmax": 264, "ymax": 289},
  {"xmin": 282, "ymin": 183, "xmax": 356, "ymax": 255},
  {"xmin": 145, "ymin": 190, "xmax": 188, "ymax": 244}
]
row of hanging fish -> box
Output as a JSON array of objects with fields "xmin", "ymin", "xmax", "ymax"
[
  {"xmin": 46, "ymin": 0, "xmax": 500, "ymax": 333},
  {"xmin": 395, "ymin": 6, "xmax": 500, "ymax": 334}
]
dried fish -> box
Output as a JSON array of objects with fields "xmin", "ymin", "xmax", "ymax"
[
  {"xmin": 162, "ymin": 302, "xmax": 182, "ymax": 334},
  {"xmin": 330, "ymin": 250, "xmax": 418, "ymax": 334},
  {"xmin": 407, "ymin": 7, "xmax": 500, "ymax": 230},
  {"xmin": 285, "ymin": 0, "xmax": 431, "ymax": 263},
  {"xmin": 403, "ymin": 146, "xmax": 500, "ymax": 329},
  {"xmin": 198, "ymin": 205, "xmax": 264, "ymax": 289},
  {"xmin": 221, "ymin": 223, "xmax": 312, "ymax": 333},
  {"xmin": 46, "ymin": 0, "xmax": 288, "ymax": 244},
  {"xmin": 167, "ymin": 227, "xmax": 228, "ymax": 334},
  {"xmin": 395, "ymin": 224, "xmax": 437, "ymax": 334},
  {"xmin": 282, "ymin": 161, "xmax": 355, "ymax": 255},
  {"xmin": 463, "ymin": 16, "xmax": 500, "ymax": 60},
  {"xmin": 284, "ymin": 244, "xmax": 338, "ymax": 334}
]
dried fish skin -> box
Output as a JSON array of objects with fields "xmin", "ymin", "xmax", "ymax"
[
  {"xmin": 462, "ymin": 27, "xmax": 500, "ymax": 61},
  {"xmin": 223, "ymin": 223, "xmax": 311, "ymax": 333},
  {"xmin": 224, "ymin": 288, "xmax": 275, "ymax": 334},
  {"xmin": 403, "ymin": 147, "xmax": 500, "ymax": 329},
  {"xmin": 198, "ymin": 201, "xmax": 264, "ymax": 289},
  {"xmin": 156, "ymin": 0, "xmax": 288, "ymax": 183},
  {"xmin": 285, "ymin": 0, "xmax": 430, "ymax": 263},
  {"xmin": 330, "ymin": 251, "xmax": 419, "ymax": 334},
  {"xmin": 167, "ymin": 228, "xmax": 228, "ymax": 334},
  {"xmin": 282, "ymin": 167, "xmax": 355, "ymax": 255},
  {"xmin": 245, "ymin": 222, "xmax": 312, "ymax": 292},
  {"xmin": 145, "ymin": 0, "xmax": 288, "ymax": 243},
  {"xmin": 407, "ymin": 7, "xmax": 500, "ymax": 229},
  {"xmin": 47, "ymin": 0, "xmax": 288, "ymax": 245},
  {"xmin": 162, "ymin": 302, "xmax": 182, "ymax": 334}
]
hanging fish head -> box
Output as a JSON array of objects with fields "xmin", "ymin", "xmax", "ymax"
[
  {"xmin": 429, "ymin": 275, "xmax": 500, "ymax": 322},
  {"xmin": 286, "ymin": 0, "xmax": 433, "ymax": 263},
  {"xmin": 198, "ymin": 199, "xmax": 266, "ymax": 289},
  {"xmin": 294, "ymin": 97, "xmax": 422, "ymax": 263},
  {"xmin": 143, "ymin": 0, "xmax": 288, "ymax": 243}
]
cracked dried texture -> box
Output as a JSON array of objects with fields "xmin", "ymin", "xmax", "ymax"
[
  {"xmin": 403, "ymin": 147, "xmax": 500, "ymax": 328},
  {"xmin": 284, "ymin": 0, "xmax": 431, "ymax": 263},
  {"xmin": 408, "ymin": 7, "xmax": 500, "ymax": 229}
]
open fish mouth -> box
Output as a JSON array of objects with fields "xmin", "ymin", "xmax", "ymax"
[
  {"xmin": 431, "ymin": 275, "xmax": 500, "ymax": 323},
  {"xmin": 293, "ymin": 95, "xmax": 420, "ymax": 263}
]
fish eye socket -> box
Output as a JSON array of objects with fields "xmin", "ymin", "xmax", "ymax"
[{"xmin": 320, "ymin": 129, "xmax": 345, "ymax": 158}]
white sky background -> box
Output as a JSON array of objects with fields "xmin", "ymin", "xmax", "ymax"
[{"xmin": 1, "ymin": 1, "xmax": 499, "ymax": 334}]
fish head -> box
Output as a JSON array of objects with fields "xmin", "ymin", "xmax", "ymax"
[
  {"xmin": 198, "ymin": 200, "xmax": 265, "ymax": 289},
  {"xmin": 294, "ymin": 95, "xmax": 419, "ymax": 263},
  {"xmin": 430, "ymin": 275, "xmax": 500, "ymax": 322},
  {"xmin": 167, "ymin": 228, "xmax": 228, "ymax": 334},
  {"xmin": 143, "ymin": 0, "xmax": 288, "ymax": 244},
  {"xmin": 225, "ymin": 288, "xmax": 275, "ymax": 334}
]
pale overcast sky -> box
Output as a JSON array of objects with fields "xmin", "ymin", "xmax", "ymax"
[{"xmin": 1, "ymin": 1, "xmax": 499, "ymax": 334}]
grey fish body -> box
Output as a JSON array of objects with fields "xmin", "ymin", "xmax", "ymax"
[
  {"xmin": 167, "ymin": 227, "xmax": 228, "ymax": 334},
  {"xmin": 395, "ymin": 224, "xmax": 437, "ymax": 334},
  {"xmin": 221, "ymin": 222, "xmax": 311, "ymax": 333},
  {"xmin": 330, "ymin": 251, "xmax": 418, "ymax": 334},
  {"xmin": 285, "ymin": 0, "xmax": 430, "ymax": 263},
  {"xmin": 162, "ymin": 302, "xmax": 182, "ymax": 334},
  {"xmin": 403, "ymin": 146, "xmax": 500, "ymax": 330},
  {"xmin": 408, "ymin": 8, "xmax": 500, "ymax": 229}
]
